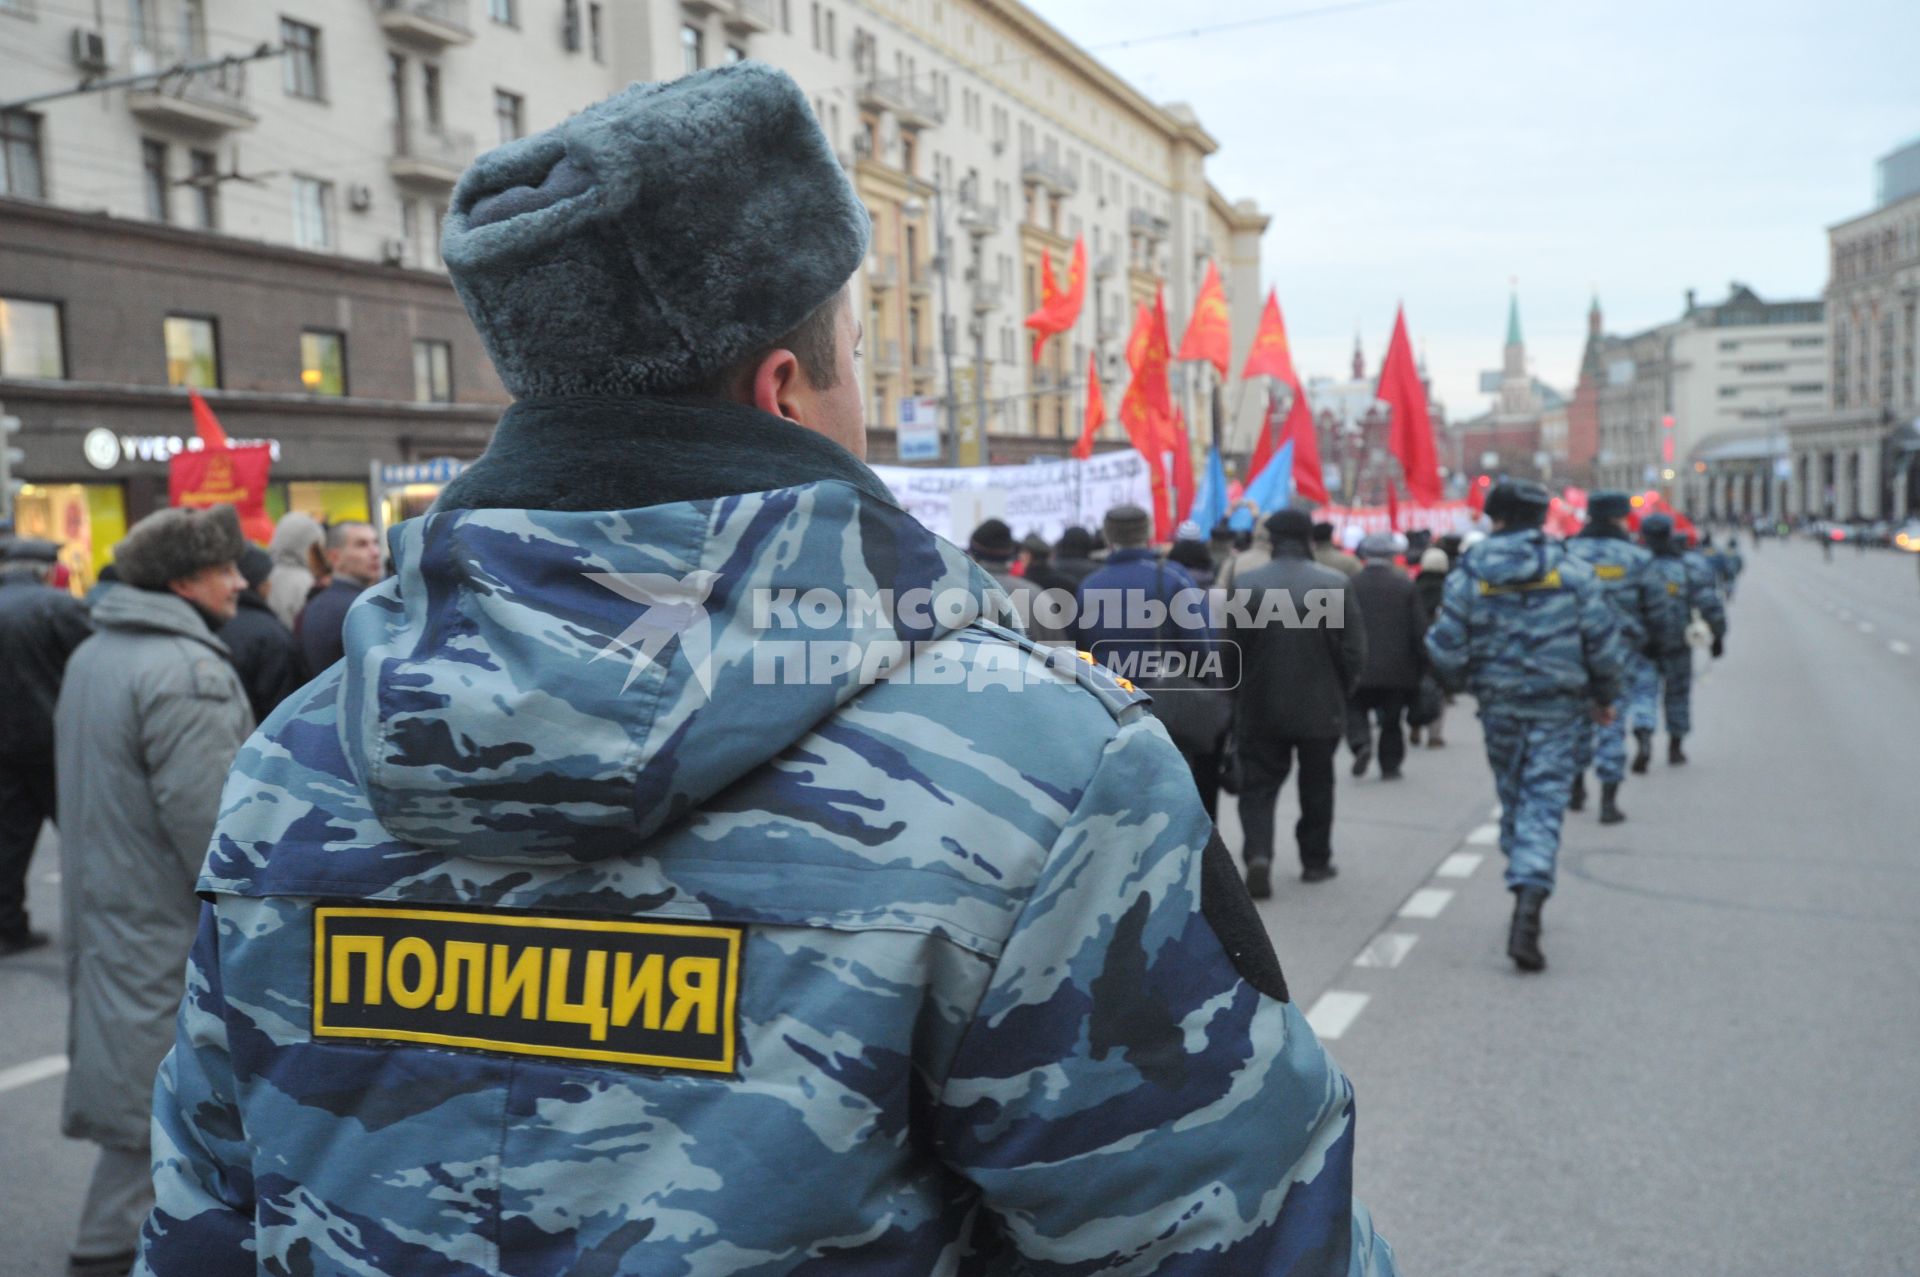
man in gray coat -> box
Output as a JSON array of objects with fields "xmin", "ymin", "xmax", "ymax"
[
  {"xmin": 1226, "ymin": 509, "xmax": 1366, "ymax": 896},
  {"xmin": 54, "ymin": 504, "xmax": 254, "ymax": 1276}
]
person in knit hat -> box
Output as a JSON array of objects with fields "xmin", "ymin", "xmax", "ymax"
[
  {"xmin": 55, "ymin": 505, "xmax": 253, "ymax": 1274},
  {"xmin": 138, "ymin": 66, "xmax": 1394, "ymax": 1277}
]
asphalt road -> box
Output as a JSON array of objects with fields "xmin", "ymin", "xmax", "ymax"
[{"xmin": 1, "ymin": 537, "xmax": 1914, "ymax": 1275}]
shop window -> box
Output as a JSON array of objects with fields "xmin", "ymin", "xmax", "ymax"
[
  {"xmin": 300, "ymin": 330, "xmax": 346, "ymax": 396},
  {"xmin": 12, "ymin": 483, "xmax": 126, "ymax": 592},
  {"xmin": 413, "ymin": 339, "xmax": 453, "ymax": 403},
  {"xmin": 0, "ymin": 297, "xmax": 65, "ymax": 378},
  {"xmin": 163, "ymin": 315, "xmax": 219, "ymax": 388}
]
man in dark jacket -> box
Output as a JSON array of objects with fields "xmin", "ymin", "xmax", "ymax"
[
  {"xmin": 1227, "ymin": 509, "xmax": 1366, "ymax": 895},
  {"xmin": 1346, "ymin": 533, "xmax": 1428, "ymax": 780},
  {"xmin": 220, "ymin": 546, "xmax": 305, "ymax": 723},
  {"xmin": 0, "ymin": 538, "xmax": 92, "ymax": 955},
  {"xmin": 295, "ymin": 519, "xmax": 381, "ymax": 677}
]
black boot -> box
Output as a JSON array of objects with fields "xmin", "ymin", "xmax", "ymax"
[
  {"xmin": 1599, "ymin": 782, "xmax": 1626, "ymax": 825},
  {"xmin": 1507, "ymin": 887, "xmax": 1548, "ymax": 972},
  {"xmin": 1631, "ymin": 729, "xmax": 1653, "ymax": 774},
  {"xmin": 1245, "ymin": 859, "xmax": 1272, "ymax": 900},
  {"xmin": 1568, "ymin": 773, "xmax": 1587, "ymax": 812},
  {"xmin": 1669, "ymin": 735, "xmax": 1688, "ymax": 765}
]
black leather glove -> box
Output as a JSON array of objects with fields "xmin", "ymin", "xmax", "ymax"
[{"xmin": 1710, "ymin": 636, "xmax": 1725, "ymax": 659}]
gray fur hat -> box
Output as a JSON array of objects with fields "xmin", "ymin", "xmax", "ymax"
[
  {"xmin": 112, "ymin": 505, "xmax": 246, "ymax": 589},
  {"xmin": 441, "ymin": 62, "xmax": 870, "ymax": 400}
]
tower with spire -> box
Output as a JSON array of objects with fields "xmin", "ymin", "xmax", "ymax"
[{"xmin": 1497, "ymin": 289, "xmax": 1541, "ymax": 419}]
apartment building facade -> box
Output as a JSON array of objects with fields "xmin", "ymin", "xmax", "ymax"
[{"xmin": 0, "ymin": 0, "xmax": 1268, "ymax": 548}]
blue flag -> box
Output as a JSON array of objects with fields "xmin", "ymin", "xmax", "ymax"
[
  {"xmin": 1232, "ymin": 439, "xmax": 1293, "ymax": 530},
  {"xmin": 1190, "ymin": 446, "xmax": 1229, "ymax": 534}
]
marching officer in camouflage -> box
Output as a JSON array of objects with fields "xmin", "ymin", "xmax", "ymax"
[
  {"xmin": 1630, "ymin": 514, "xmax": 1726, "ymax": 770},
  {"xmin": 1562, "ymin": 492, "xmax": 1660, "ymax": 824},
  {"xmin": 137, "ymin": 65, "xmax": 1395, "ymax": 1276},
  {"xmin": 1426, "ymin": 479, "xmax": 1624, "ymax": 971}
]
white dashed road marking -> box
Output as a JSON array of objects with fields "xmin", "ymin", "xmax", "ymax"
[
  {"xmin": 1436, "ymin": 852, "xmax": 1486, "ymax": 879},
  {"xmin": 1399, "ymin": 888, "xmax": 1455, "ymax": 920},
  {"xmin": 0, "ymin": 1055, "xmax": 68, "ymax": 1095},
  {"xmin": 1305, "ymin": 991, "xmax": 1371, "ymax": 1041},
  {"xmin": 1859, "ymin": 621, "xmax": 1876, "ymax": 634},
  {"xmin": 1466, "ymin": 823, "xmax": 1501, "ymax": 846},
  {"xmin": 1891, "ymin": 640, "xmax": 1912, "ymax": 657},
  {"xmin": 1353, "ymin": 934, "xmax": 1420, "ymax": 969}
]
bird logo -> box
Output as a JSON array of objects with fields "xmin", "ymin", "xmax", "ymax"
[{"xmin": 584, "ymin": 568, "xmax": 722, "ymax": 699}]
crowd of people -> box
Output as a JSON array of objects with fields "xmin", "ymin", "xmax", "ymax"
[
  {"xmin": 0, "ymin": 505, "xmax": 390, "ymax": 1272},
  {"xmin": 967, "ymin": 476, "xmax": 1739, "ymax": 971}
]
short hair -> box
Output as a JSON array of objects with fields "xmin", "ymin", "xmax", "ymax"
[
  {"xmin": 326, "ymin": 520, "xmax": 374, "ymax": 551},
  {"xmin": 1311, "ymin": 521, "xmax": 1335, "ymax": 544},
  {"xmin": 684, "ymin": 289, "xmax": 844, "ymax": 399}
]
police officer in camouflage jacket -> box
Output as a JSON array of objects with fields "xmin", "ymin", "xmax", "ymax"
[
  {"xmin": 1630, "ymin": 514, "xmax": 1726, "ymax": 769},
  {"xmin": 1562, "ymin": 492, "xmax": 1660, "ymax": 824},
  {"xmin": 1425, "ymin": 479, "xmax": 1625, "ymax": 971},
  {"xmin": 136, "ymin": 64, "xmax": 1396, "ymax": 1276}
]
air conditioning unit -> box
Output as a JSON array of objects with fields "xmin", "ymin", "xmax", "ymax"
[
  {"xmin": 347, "ymin": 184, "xmax": 373, "ymax": 213},
  {"xmin": 70, "ymin": 28, "xmax": 109, "ymax": 74},
  {"xmin": 381, "ymin": 237, "xmax": 412, "ymax": 266}
]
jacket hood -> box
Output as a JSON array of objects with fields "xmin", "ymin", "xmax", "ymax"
[
  {"xmin": 338, "ymin": 482, "xmax": 1012, "ymax": 862},
  {"xmin": 88, "ymin": 581, "xmax": 229, "ymax": 654},
  {"xmin": 1462, "ymin": 527, "xmax": 1558, "ymax": 586},
  {"xmin": 268, "ymin": 513, "xmax": 324, "ymax": 568}
]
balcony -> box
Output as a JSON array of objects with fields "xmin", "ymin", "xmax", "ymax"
[
  {"xmin": 389, "ymin": 122, "xmax": 477, "ymax": 187},
  {"xmin": 1130, "ymin": 207, "xmax": 1170, "ymax": 240},
  {"xmin": 126, "ymin": 57, "xmax": 256, "ymax": 132},
  {"xmin": 1095, "ymin": 252, "xmax": 1119, "ymax": 281},
  {"xmin": 857, "ymin": 76, "xmax": 944, "ymax": 130},
  {"xmin": 956, "ymin": 198, "xmax": 1000, "ymax": 239},
  {"xmin": 870, "ymin": 339, "xmax": 903, "ymax": 375},
  {"xmin": 1020, "ymin": 153, "xmax": 1077, "ymax": 197},
  {"xmin": 970, "ymin": 281, "xmax": 1002, "ymax": 315},
  {"xmin": 376, "ymin": 0, "xmax": 473, "ymax": 45},
  {"xmin": 723, "ymin": 0, "xmax": 776, "ymax": 33},
  {"xmin": 864, "ymin": 254, "xmax": 899, "ymax": 292},
  {"xmin": 910, "ymin": 346, "xmax": 937, "ymax": 377},
  {"xmin": 907, "ymin": 256, "xmax": 934, "ymax": 297}
]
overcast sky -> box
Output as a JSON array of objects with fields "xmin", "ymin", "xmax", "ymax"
[{"xmin": 1034, "ymin": 0, "xmax": 1915, "ymax": 418}]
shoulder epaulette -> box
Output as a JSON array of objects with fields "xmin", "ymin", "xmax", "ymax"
[{"xmin": 969, "ymin": 620, "xmax": 1152, "ymax": 721}]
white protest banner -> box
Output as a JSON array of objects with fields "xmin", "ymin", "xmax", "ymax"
[{"xmin": 871, "ymin": 450, "xmax": 1152, "ymax": 544}]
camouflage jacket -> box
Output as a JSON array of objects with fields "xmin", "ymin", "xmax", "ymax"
[
  {"xmin": 1643, "ymin": 549, "xmax": 1726, "ymax": 654},
  {"xmin": 139, "ymin": 399, "xmax": 1394, "ymax": 1277},
  {"xmin": 1425, "ymin": 527, "xmax": 1624, "ymax": 718},
  {"xmin": 1562, "ymin": 528, "xmax": 1659, "ymax": 651}
]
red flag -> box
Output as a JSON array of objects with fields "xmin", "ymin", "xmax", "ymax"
[
  {"xmin": 1071, "ymin": 353, "xmax": 1105, "ymax": 460},
  {"xmin": 1376, "ymin": 306, "xmax": 1443, "ymax": 506},
  {"xmin": 1169, "ymin": 409, "xmax": 1195, "ymax": 526},
  {"xmin": 1246, "ymin": 391, "xmax": 1282, "ymax": 484},
  {"xmin": 170, "ymin": 444, "xmax": 273, "ymax": 543},
  {"xmin": 1282, "ymin": 380, "xmax": 1329, "ymax": 506},
  {"xmin": 1176, "ymin": 260, "xmax": 1231, "ymax": 376},
  {"xmin": 1385, "ymin": 481, "xmax": 1400, "ymax": 531},
  {"xmin": 1024, "ymin": 237, "xmax": 1087, "ymax": 364},
  {"xmin": 1239, "ymin": 289, "xmax": 1298, "ymax": 382},
  {"xmin": 1118, "ymin": 301, "xmax": 1174, "ymax": 539},
  {"xmin": 188, "ymin": 387, "xmax": 229, "ymax": 449}
]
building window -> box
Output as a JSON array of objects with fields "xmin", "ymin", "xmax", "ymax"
[
  {"xmin": 300, "ymin": 329, "xmax": 346, "ymax": 395},
  {"xmin": 489, "ymin": 0, "xmax": 516, "ymax": 25},
  {"xmin": 0, "ymin": 298, "xmax": 65, "ymax": 379},
  {"xmin": 163, "ymin": 315, "xmax": 219, "ymax": 389},
  {"xmin": 780, "ymin": 0, "xmax": 790, "ymax": 33},
  {"xmin": 494, "ymin": 90, "xmax": 524, "ymax": 144},
  {"xmin": 563, "ymin": 0, "xmax": 581, "ymax": 50},
  {"xmin": 0, "ymin": 109, "xmax": 44, "ymax": 199},
  {"xmin": 810, "ymin": 2, "xmax": 820, "ymax": 49},
  {"xmin": 179, "ymin": 0, "xmax": 208, "ymax": 56},
  {"xmin": 588, "ymin": 3, "xmax": 604, "ymax": 61},
  {"xmin": 422, "ymin": 63, "xmax": 443, "ymax": 128},
  {"xmin": 280, "ymin": 19, "xmax": 323, "ymax": 99},
  {"xmin": 680, "ymin": 24, "xmax": 703, "ymax": 75},
  {"xmin": 188, "ymin": 148, "xmax": 218, "ymax": 228},
  {"xmin": 724, "ymin": 43, "xmax": 746, "ymax": 64},
  {"xmin": 292, "ymin": 175, "xmax": 333, "ymax": 249},
  {"xmin": 141, "ymin": 138, "xmax": 171, "ymax": 222},
  {"xmin": 413, "ymin": 339, "xmax": 453, "ymax": 403},
  {"xmin": 825, "ymin": 8, "xmax": 836, "ymax": 56}
]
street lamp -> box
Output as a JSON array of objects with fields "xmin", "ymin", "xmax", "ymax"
[{"xmin": 903, "ymin": 183, "xmax": 968, "ymax": 466}]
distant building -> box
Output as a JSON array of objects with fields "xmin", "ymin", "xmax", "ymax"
[
  {"xmin": 1787, "ymin": 141, "xmax": 1920, "ymax": 522},
  {"xmin": 1593, "ymin": 284, "xmax": 1825, "ymax": 519},
  {"xmin": 1447, "ymin": 292, "xmax": 1565, "ymax": 485},
  {"xmin": 1303, "ymin": 334, "xmax": 1445, "ymax": 505}
]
